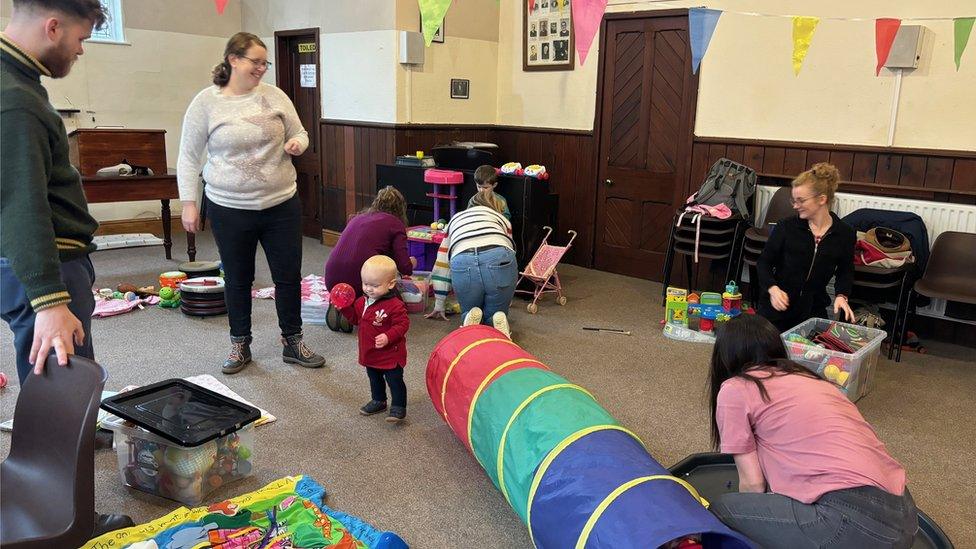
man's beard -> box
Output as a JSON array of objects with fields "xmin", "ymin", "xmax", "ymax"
[{"xmin": 39, "ymin": 45, "xmax": 75, "ymax": 78}]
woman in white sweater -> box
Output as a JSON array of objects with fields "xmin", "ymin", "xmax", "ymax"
[
  {"xmin": 425, "ymin": 190, "xmax": 517, "ymax": 337},
  {"xmin": 177, "ymin": 32, "xmax": 325, "ymax": 374}
]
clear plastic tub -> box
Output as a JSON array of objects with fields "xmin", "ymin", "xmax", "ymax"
[
  {"xmin": 782, "ymin": 318, "xmax": 887, "ymax": 402},
  {"xmin": 103, "ymin": 416, "xmax": 255, "ymax": 505}
]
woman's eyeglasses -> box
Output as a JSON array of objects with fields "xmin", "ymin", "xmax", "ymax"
[
  {"xmin": 791, "ymin": 194, "xmax": 823, "ymax": 206},
  {"xmin": 239, "ymin": 56, "xmax": 272, "ymax": 69}
]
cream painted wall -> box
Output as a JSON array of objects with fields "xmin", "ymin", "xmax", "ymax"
[
  {"xmin": 496, "ymin": 0, "xmax": 976, "ymax": 150},
  {"xmin": 2, "ymin": 0, "xmax": 235, "ymax": 221},
  {"xmin": 242, "ymin": 0, "xmax": 398, "ymax": 122},
  {"xmin": 394, "ymin": 0, "xmax": 500, "ymax": 124}
]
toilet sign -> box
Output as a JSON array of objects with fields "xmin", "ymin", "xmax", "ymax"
[{"xmin": 298, "ymin": 42, "xmax": 316, "ymax": 53}]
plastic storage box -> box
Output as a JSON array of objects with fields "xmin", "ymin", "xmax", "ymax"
[
  {"xmin": 100, "ymin": 379, "xmax": 260, "ymax": 505},
  {"xmin": 782, "ymin": 318, "xmax": 887, "ymax": 402},
  {"xmin": 104, "ymin": 416, "xmax": 255, "ymax": 505}
]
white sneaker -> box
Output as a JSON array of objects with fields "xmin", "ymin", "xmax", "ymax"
[
  {"xmin": 492, "ymin": 311, "xmax": 511, "ymax": 338},
  {"xmin": 463, "ymin": 307, "xmax": 483, "ymax": 327}
]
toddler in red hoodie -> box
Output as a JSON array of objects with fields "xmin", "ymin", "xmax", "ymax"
[{"xmin": 339, "ymin": 255, "xmax": 410, "ymax": 422}]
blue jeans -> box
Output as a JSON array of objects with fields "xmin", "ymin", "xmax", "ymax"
[
  {"xmin": 711, "ymin": 486, "xmax": 918, "ymax": 548},
  {"xmin": 1, "ymin": 256, "xmax": 96, "ymax": 385},
  {"xmin": 449, "ymin": 246, "xmax": 517, "ymax": 323}
]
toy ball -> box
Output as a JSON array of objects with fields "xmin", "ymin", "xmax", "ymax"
[
  {"xmin": 159, "ymin": 287, "xmax": 175, "ymax": 300},
  {"xmin": 329, "ymin": 283, "xmax": 356, "ymax": 309},
  {"xmin": 208, "ymin": 474, "xmax": 223, "ymax": 488},
  {"xmin": 237, "ymin": 445, "xmax": 252, "ymax": 460},
  {"xmin": 437, "ymin": 222, "xmax": 446, "ymax": 230},
  {"xmin": 124, "ymin": 291, "xmax": 138, "ymax": 302},
  {"xmin": 430, "ymin": 222, "xmax": 439, "ymax": 229},
  {"xmin": 236, "ymin": 459, "xmax": 252, "ymax": 476},
  {"xmin": 0, "ymin": 372, "xmax": 7, "ymax": 389},
  {"xmin": 823, "ymin": 364, "xmax": 841, "ymax": 381},
  {"xmin": 836, "ymin": 371, "xmax": 851, "ymax": 386}
]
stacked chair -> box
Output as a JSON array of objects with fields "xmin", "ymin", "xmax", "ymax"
[
  {"xmin": 736, "ymin": 187, "xmax": 794, "ymax": 306},
  {"xmin": 661, "ymin": 212, "xmax": 749, "ymax": 304}
]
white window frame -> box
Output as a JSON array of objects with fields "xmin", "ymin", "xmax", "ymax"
[{"xmin": 87, "ymin": 0, "xmax": 127, "ymax": 45}]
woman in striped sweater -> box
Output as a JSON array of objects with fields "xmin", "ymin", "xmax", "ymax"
[{"xmin": 425, "ymin": 190, "xmax": 517, "ymax": 337}]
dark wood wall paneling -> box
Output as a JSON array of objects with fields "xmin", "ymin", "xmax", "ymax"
[
  {"xmin": 321, "ymin": 120, "xmax": 976, "ymax": 269},
  {"xmin": 321, "ymin": 121, "xmax": 597, "ymax": 266},
  {"xmin": 689, "ymin": 138, "xmax": 976, "ymax": 204}
]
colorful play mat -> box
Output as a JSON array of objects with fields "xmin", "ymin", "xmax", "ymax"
[{"xmin": 82, "ymin": 476, "xmax": 406, "ymax": 549}]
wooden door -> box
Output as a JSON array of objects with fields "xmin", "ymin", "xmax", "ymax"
[
  {"xmin": 593, "ymin": 14, "xmax": 698, "ymax": 280},
  {"xmin": 275, "ymin": 30, "xmax": 322, "ymax": 238}
]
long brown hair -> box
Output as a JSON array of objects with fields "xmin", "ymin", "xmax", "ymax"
[
  {"xmin": 364, "ymin": 186, "xmax": 408, "ymax": 225},
  {"xmin": 708, "ymin": 314, "xmax": 823, "ymax": 449},
  {"xmin": 470, "ymin": 188, "xmax": 504, "ymax": 214},
  {"xmin": 212, "ymin": 32, "xmax": 266, "ymax": 87}
]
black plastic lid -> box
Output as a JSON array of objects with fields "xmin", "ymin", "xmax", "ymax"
[{"xmin": 100, "ymin": 379, "xmax": 260, "ymax": 447}]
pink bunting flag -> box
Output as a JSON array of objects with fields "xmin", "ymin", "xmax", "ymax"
[
  {"xmin": 875, "ymin": 18, "xmax": 901, "ymax": 76},
  {"xmin": 214, "ymin": 0, "xmax": 229, "ymax": 15},
  {"xmin": 572, "ymin": 0, "xmax": 608, "ymax": 65}
]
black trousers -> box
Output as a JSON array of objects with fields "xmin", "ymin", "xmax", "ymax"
[
  {"xmin": 207, "ymin": 194, "xmax": 303, "ymax": 338},
  {"xmin": 366, "ymin": 366, "xmax": 407, "ymax": 408}
]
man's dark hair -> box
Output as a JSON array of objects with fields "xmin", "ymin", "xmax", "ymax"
[{"xmin": 12, "ymin": 0, "xmax": 109, "ymax": 30}]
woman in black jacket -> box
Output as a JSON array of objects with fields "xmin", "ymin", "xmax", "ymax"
[{"xmin": 757, "ymin": 163, "xmax": 856, "ymax": 332}]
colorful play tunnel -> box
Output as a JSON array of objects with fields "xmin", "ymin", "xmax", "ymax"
[{"xmin": 427, "ymin": 325, "xmax": 754, "ymax": 548}]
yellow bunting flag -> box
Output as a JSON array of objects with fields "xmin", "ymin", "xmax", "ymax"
[
  {"xmin": 419, "ymin": 0, "xmax": 452, "ymax": 46},
  {"xmin": 792, "ymin": 16, "xmax": 820, "ymax": 76}
]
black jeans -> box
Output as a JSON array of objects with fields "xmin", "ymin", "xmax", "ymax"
[
  {"xmin": 711, "ymin": 486, "xmax": 918, "ymax": 549},
  {"xmin": 207, "ymin": 194, "xmax": 302, "ymax": 338},
  {"xmin": 366, "ymin": 366, "xmax": 407, "ymax": 408}
]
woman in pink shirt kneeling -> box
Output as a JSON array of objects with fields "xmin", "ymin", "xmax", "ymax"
[{"xmin": 708, "ymin": 314, "xmax": 917, "ymax": 548}]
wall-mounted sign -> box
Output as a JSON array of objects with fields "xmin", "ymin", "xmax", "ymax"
[
  {"xmin": 300, "ymin": 64, "xmax": 316, "ymax": 87},
  {"xmin": 298, "ymin": 43, "xmax": 316, "ymax": 53}
]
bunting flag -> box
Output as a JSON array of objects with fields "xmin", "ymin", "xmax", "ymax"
[
  {"xmin": 572, "ymin": 0, "xmax": 607, "ymax": 65},
  {"xmin": 791, "ymin": 16, "xmax": 819, "ymax": 76},
  {"xmin": 954, "ymin": 17, "xmax": 975, "ymax": 70},
  {"xmin": 214, "ymin": 0, "xmax": 228, "ymax": 15},
  {"xmin": 875, "ymin": 18, "xmax": 902, "ymax": 75},
  {"xmin": 419, "ymin": 0, "xmax": 452, "ymax": 46},
  {"xmin": 689, "ymin": 8, "xmax": 722, "ymax": 74},
  {"xmin": 528, "ymin": 0, "xmax": 535, "ymax": 15}
]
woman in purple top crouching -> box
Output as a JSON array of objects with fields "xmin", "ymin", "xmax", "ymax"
[
  {"xmin": 324, "ymin": 186, "xmax": 415, "ymax": 329},
  {"xmin": 707, "ymin": 314, "xmax": 917, "ymax": 548}
]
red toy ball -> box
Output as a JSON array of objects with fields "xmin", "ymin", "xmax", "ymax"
[{"xmin": 329, "ymin": 283, "xmax": 356, "ymax": 309}]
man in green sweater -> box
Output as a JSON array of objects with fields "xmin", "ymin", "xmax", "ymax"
[
  {"xmin": 0, "ymin": 0, "xmax": 104, "ymax": 386},
  {"xmin": 1, "ymin": 0, "xmax": 136, "ymax": 537}
]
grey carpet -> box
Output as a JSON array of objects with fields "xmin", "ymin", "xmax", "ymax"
[{"xmin": 2, "ymin": 232, "xmax": 974, "ymax": 548}]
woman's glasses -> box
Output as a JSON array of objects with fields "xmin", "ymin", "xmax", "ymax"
[
  {"xmin": 239, "ymin": 56, "xmax": 272, "ymax": 69},
  {"xmin": 791, "ymin": 194, "xmax": 823, "ymax": 206}
]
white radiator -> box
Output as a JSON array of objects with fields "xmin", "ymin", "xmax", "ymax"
[{"xmin": 753, "ymin": 185, "xmax": 976, "ymax": 321}]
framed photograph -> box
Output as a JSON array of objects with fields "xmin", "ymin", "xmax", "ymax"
[
  {"xmin": 524, "ymin": 0, "xmax": 574, "ymax": 71},
  {"xmin": 450, "ymin": 78, "xmax": 469, "ymax": 99}
]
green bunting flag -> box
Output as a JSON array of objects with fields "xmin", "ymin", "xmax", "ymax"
[
  {"xmin": 419, "ymin": 0, "xmax": 452, "ymax": 47},
  {"xmin": 954, "ymin": 17, "xmax": 975, "ymax": 70}
]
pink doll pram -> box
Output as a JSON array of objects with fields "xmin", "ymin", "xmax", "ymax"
[{"xmin": 515, "ymin": 226, "xmax": 577, "ymax": 314}]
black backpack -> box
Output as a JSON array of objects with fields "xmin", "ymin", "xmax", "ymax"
[{"xmin": 688, "ymin": 158, "xmax": 757, "ymax": 218}]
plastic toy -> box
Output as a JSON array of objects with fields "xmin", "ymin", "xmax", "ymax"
[
  {"xmin": 722, "ymin": 281, "xmax": 742, "ymax": 314},
  {"xmin": 0, "ymin": 372, "xmax": 7, "ymax": 389},
  {"xmin": 424, "ymin": 168, "xmax": 465, "ymax": 221},
  {"xmin": 329, "ymin": 283, "xmax": 356, "ymax": 309},
  {"xmin": 665, "ymin": 287, "xmax": 688, "ymax": 325},
  {"xmin": 159, "ymin": 271, "xmax": 187, "ymax": 289},
  {"xmin": 514, "ymin": 226, "xmax": 577, "ymax": 314},
  {"xmin": 522, "ymin": 164, "xmax": 550, "ymax": 180},
  {"xmin": 499, "ymin": 162, "xmax": 523, "ymax": 175},
  {"xmin": 426, "ymin": 326, "xmax": 752, "ymax": 548}
]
